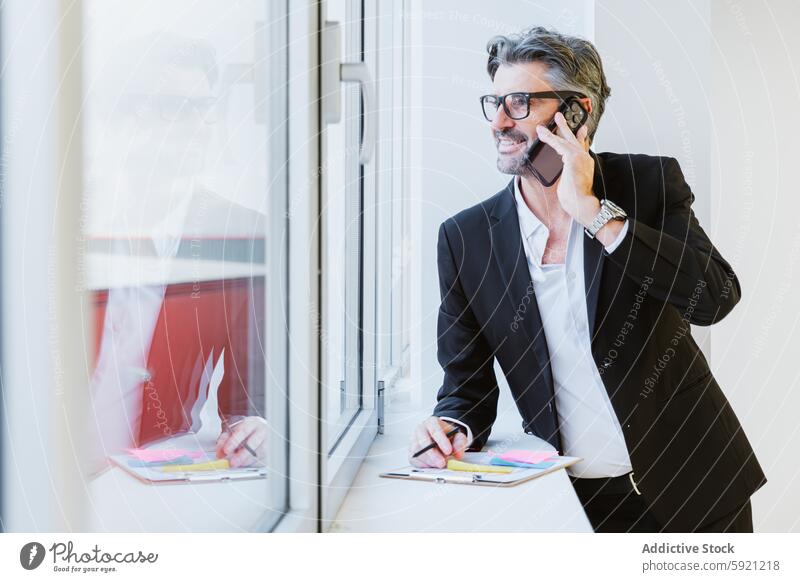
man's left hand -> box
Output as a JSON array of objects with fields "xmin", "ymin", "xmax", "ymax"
[{"xmin": 535, "ymin": 111, "xmax": 601, "ymax": 226}]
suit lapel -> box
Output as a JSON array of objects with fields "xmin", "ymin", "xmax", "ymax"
[
  {"xmin": 584, "ymin": 150, "xmax": 610, "ymax": 338},
  {"xmin": 488, "ymin": 179, "xmax": 529, "ymax": 317},
  {"xmin": 489, "ymin": 179, "xmax": 554, "ymax": 393}
]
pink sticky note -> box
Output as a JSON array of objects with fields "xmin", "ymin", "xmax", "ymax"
[
  {"xmin": 497, "ymin": 450, "xmax": 558, "ymax": 464},
  {"xmin": 126, "ymin": 448, "xmax": 205, "ymax": 462}
]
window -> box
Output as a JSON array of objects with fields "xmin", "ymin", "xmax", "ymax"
[
  {"xmin": 81, "ymin": 0, "xmax": 288, "ymax": 531},
  {"xmin": 0, "ymin": 0, "xmax": 409, "ymax": 533},
  {"xmin": 319, "ymin": 0, "xmax": 412, "ymax": 525},
  {"xmin": 320, "ymin": 0, "xmax": 379, "ymax": 523},
  {"xmin": 323, "ymin": 0, "xmax": 366, "ymax": 456}
]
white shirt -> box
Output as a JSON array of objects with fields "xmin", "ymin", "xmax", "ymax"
[{"xmin": 443, "ymin": 178, "xmax": 633, "ymax": 478}]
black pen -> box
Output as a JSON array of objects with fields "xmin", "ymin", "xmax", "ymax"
[
  {"xmin": 222, "ymin": 417, "xmax": 258, "ymax": 457},
  {"xmin": 411, "ymin": 426, "xmax": 461, "ymax": 458}
]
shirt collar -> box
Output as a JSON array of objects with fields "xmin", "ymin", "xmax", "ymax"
[
  {"xmin": 513, "ymin": 177, "xmax": 580, "ymax": 269},
  {"xmin": 513, "ymin": 176, "xmax": 547, "ymax": 241}
]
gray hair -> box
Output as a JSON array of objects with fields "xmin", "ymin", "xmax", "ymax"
[{"xmin": 486, "ymin": 27, "xmax": 610, "ymax": 141}]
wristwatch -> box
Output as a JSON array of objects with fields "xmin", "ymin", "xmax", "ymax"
[{"xmin": 585, "ymin": 198, "xmax": 627, "ymax": 239}]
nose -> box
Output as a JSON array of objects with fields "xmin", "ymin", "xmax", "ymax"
[{"xmin": 490, "ymin": 104, "xmax": 514, "ymax": 132}]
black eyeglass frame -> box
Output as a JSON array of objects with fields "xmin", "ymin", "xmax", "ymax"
[{"xmin": 479, "ymin": 90, "xmax": 587, "ymax": 122}]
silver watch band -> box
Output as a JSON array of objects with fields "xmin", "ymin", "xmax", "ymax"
[{"xmin": 585, "ymin": 198, "xmax": 626, "ymax": 238}]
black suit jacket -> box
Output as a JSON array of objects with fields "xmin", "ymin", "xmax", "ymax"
[{"xmin": 432, "ymin": 150, "xmax": 767, "ymax": 531}]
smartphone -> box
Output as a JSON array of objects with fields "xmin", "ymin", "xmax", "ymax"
[{"xmin": 526, "ymin": 97, "xmax": 589, "ymax": 186}]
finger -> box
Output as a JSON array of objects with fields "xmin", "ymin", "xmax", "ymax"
[
  {"xmin": 410, "ymin": 449, "xmax": 446, "ymax": 468},
  {"xmin": 409, "ymin": 428, "xmax": 446, "ymax": 468},
  {"xmin": 223, "ymin": 424, "xmax": 256, "ymax": 456},
  {"xmin": 452, "ymin": 432, "xmax": 468, "ymax": 459},
  {"xmin": 577, "ymin": 124, "xmax": 590, "ymax": 148},
  {"xmin": 424, "ymin": 417, "xmax": 453, "ymax": 456},
  {"xmin": 409, "ymin": 437, "xmax": 427, "ymax": 466},
  {"xmin": 553, "ymin": 111, "xmax": 581, "ymax": 146},
  {"xmin": 215, "ymin": 433, "xmax": 231, "ymax": 458},
  {"xmin": 410, "ymin": 426, "xmax": 446, "ymax": 467},
  {"xmin": 409, "ymin": 427, "xmax": 430, "ymax": 456},
  {"xmin": 243, "ymin": 428, "xmax": 266, "ymax": 458},
  {"xmin": 228, "ymin": 447, "xmax": 254, "ymax": 468},
  {"xmin": 536, "ymin": 124, "xmax": 569, "ymax": 155},
  {"xmin": 410, "ymin": 426, "xmax": 440, "ymax": 458},
  {"xmin": 437, "ymin": 417, "xmax": 455, "ymax": 431},
  {"xmin": 419, "ymin": 448, "xmax": 447, "ymax": 468}
]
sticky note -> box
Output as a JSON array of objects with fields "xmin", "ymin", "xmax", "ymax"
[
  {"xmin": 127, "ymin": 456, "xmax": 194, "ymax": 468},
  {"xmin": 126, "ymin": 448, "xmax": 206, "ymax": 463},
  {"xmin": 446, "ymin": 459, "xmax": 513, "ymax": 474},
  {"xmin": 161, "ymin": 459, "xmax": 230, "ymax": 472},
  {"xmin": 494, "ymin": 450, "xmax": 557, "ymax": 464},
  {"xmin": 490, "ymin": 457, "xmax": 556, "ymax": 469}
]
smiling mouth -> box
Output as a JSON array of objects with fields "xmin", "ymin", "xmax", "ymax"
[{"xmin": 496, "ymin": 137, "xmax": 527, "ymax": 154}]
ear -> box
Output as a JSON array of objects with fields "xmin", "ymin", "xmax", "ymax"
[{"xmin": 579, "ymin": 96, "xmax": 593, "ymax": 114}]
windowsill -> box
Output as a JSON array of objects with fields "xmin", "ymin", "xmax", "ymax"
[
  {"xmin": 87, "ymin": 431, "xmax": 281, "ymax": 532},
  {"xmin": 328, "ymin": 405, "xmax": 593, "ymax": 532},
  {"xmin": 86, "ymin": 252, "xmax": 266, "ymax": 290},
  {"xmin": 87, "ymin": 464, "xmax": 277, "ymax": 532}
]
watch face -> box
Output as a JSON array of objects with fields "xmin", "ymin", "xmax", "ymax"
[{"xmin": 602, "ymin": 199, "xmax": 626, "ymax": 219}]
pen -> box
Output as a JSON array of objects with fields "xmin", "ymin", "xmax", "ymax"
[
  {"xmin": 239, "ymin": 439, "xmax": 257, "ymax": 458},
  {"xmin": 411, "ymin": 426, "xmax": 461, "ymax": 458},
  {"xmin": 222, "ymin": 418, "xmax": 258, "ymax": 458}
]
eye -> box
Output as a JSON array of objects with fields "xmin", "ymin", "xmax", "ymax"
[{"xmin": 508, "ymin": 94, "xmax": 528, "ymax": 109}]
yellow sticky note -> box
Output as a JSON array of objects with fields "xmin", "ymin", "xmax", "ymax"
[
  {"xmin": 446, "ymin": 459, "xmax": 513, "ymax": 473},
  {"xmin": 162, "ymin": 459, "xmax": 230, "ymax": 472}
]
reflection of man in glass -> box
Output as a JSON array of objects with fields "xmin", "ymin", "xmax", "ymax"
[{"xmin": 86, "ymin": 31, "xmax": 268, "ymax": 470}]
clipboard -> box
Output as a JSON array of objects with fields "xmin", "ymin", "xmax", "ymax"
[
  {"xmin": 110, "ymin": 453, "xmax": 268, "ymax": 485},
  {"xmin": 380, "ymin": 452, "xmax": 581, "ymax": 487}
]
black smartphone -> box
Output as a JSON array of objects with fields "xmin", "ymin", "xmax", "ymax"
[{"xmin": 526, "ymin": 97, "xmax": 589, "ymax": 186}]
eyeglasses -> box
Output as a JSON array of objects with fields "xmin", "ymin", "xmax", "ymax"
[{"xmin": 479, "ymin": 91, "xmax": 586, "ymax": 122}]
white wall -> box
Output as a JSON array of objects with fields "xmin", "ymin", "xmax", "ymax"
[
  {"xmin": 594, "ymin": 0, "xmax": 711, "ymax": 198},
  {"xmin": 707, "ymin": 0, "xmax": 800, "ymax": 533}
]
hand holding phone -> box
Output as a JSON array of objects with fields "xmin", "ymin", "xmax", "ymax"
[{"xmin": 526, "ymin": 97, "xmax": 589, "ymax": 186}]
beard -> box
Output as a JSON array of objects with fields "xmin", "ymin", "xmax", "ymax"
[{"xmin": 495, "ymin": 128, "xmax": 535, "ymax": 176}]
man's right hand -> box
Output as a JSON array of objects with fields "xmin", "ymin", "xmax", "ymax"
[{"xmin": 408, "ymin": 416, "xmax": 469, "ymax": 468}]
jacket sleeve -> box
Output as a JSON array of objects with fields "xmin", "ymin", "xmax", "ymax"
[
  {"xmin": 431, "ymin": 220, "xmax": 499, "ymax": 451},
  {"xmin": 604, "ymin": 157, "xmax": 741, "ymax": 326}
]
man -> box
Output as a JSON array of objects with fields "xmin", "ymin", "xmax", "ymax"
[{"xmin": 407, "ymin": 27, "xmax": 766, "ymax": 533}]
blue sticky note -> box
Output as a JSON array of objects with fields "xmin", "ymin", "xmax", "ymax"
[
  {"xmin": 128, "ymin": 455, "xmax": 194, "ymax": 468},
  {"xmin": 489, "ymin": 457, "xmax": 556, "ymax": 469}
]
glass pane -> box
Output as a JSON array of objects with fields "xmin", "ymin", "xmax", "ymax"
[
  {"xmin": 81, "ymin": 0, "xmax": 286, "ymax": 529},
  {"xmin": 323, "ymin": 0, "xmax": 364, "ymax": 451}
]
